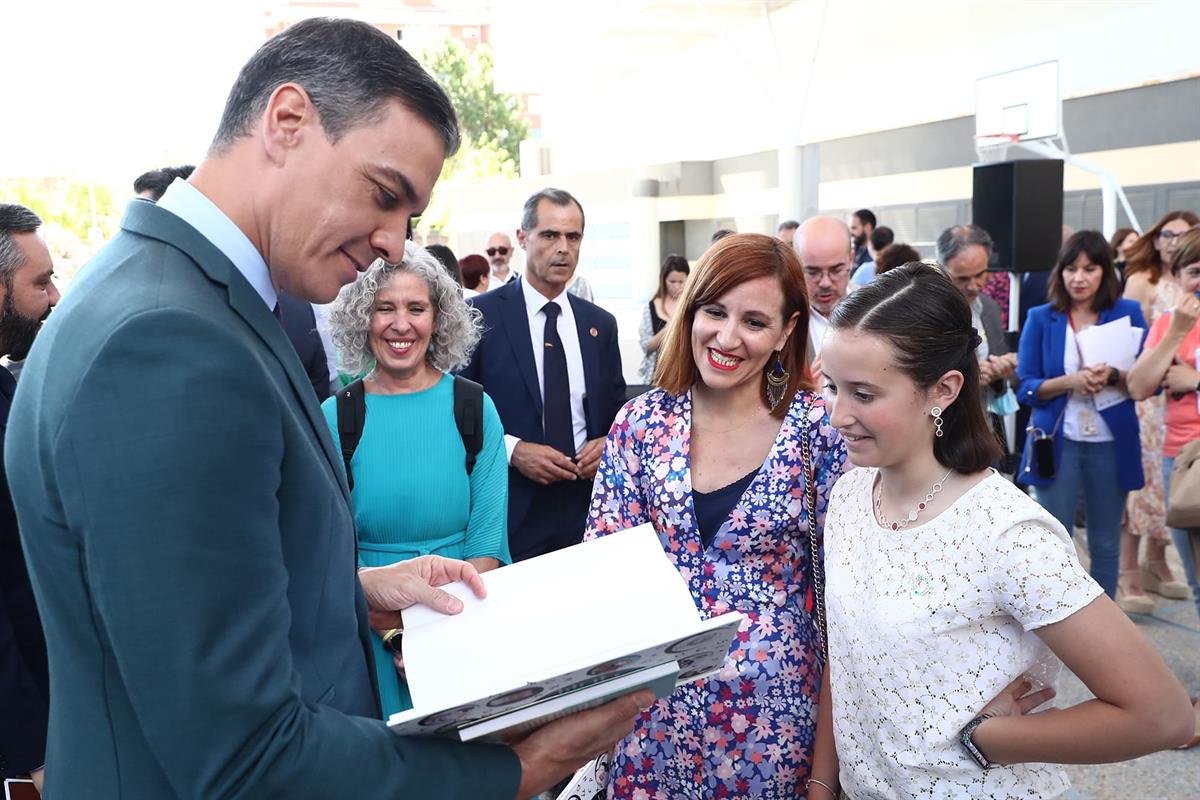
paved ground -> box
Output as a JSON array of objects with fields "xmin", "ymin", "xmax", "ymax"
[{"xmin": 1064, "ymin": 537, "xmax": 1200, "ymax": 800}]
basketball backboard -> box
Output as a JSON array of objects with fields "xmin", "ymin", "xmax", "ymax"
[{"xmin": 975, "ymin": 61, "xmax": 1061, "ymax": 144}]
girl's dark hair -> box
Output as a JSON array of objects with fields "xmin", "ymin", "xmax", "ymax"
[
  {"xmin": 1109, "ymin": 227, "xmax": 1137, "ymax": 259},
  {"xmin": 1047, "ymin": 230, "xmax": 1121, "ymax": 312},
  {"xmin": 655, "ymin": 254, "xmax": 690, "ymax": 300},
  {"xmin": 829, "ymin": 262, "xmax": 1002, "ymax": 473},
  {"xmin": 874, "ymin": 243, "xmax": 921, "ymax": 275}
]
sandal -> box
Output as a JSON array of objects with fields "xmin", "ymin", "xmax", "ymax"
[
  {"xmin": 1142, "ymin": 561, "xmax": 1191, "ymax": 600},
  {"xmin": 1116, "ymin": 570, "xmax": 1155, "ymax": 614}
]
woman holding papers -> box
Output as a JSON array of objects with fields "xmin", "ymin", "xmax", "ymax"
[
  {"xmin": 1116, "ymin": 211, "xmax": 1197, "ymax": 612},
  {"xmin": 809, "ymin": 262, "xmax": 1191, "ymax": 799},
  {"xmin": 322, "ymin": 245, "xmax": 510, "ymax": 717},
  {"xmin": 1128, "ymin": 228, "xmax": 1200, "ymax": 623},
  {"xmin": 1015, "ymin": 231, "xmax": 1147, "ymax": 598},
  {"xmin": 585, "ymin": 233, "xmax": 847, "ymax": 799}
]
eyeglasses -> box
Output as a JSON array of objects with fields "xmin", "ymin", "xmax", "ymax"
[
  {"xmin": 802, "ymin": 264, "xmax": 849, "ymax": 282},
  {"xmin": 1158, "ymin": 230, "xmax": 1183, "ymax": 242},
  {"xmin": 486, "ymin": 246, "xmax": 510, "ymax": 256}
]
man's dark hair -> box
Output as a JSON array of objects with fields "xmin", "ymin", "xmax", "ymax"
[
  {"xmin": 521, "ymin": 188, "xmax": 585, "ymax": 232},
  {"xmin": 852, "ymin": 209, "xmax": 876, "ymax": 228},
  {"xmin": 133, "ymin": 165, "xmax": 196, "ymax": 202},
  {"xmin": 210, "ymin": 17, "xmax": 459, "ymax": 157},
  {"xmin": 0, "ymin": 203, "xmax": 43, "ymax": 287},
  {"xmin": 425, "ymin": 244, "xmax": 462, "ymax": 286},
  {"xmin": 711, "ymin": 228, "xmax": 735, "ymax": 243},
  {"xmin": 936, "ymin": 224, "xmax": 993, "ymax": 266},
  {"xmin": 869, "ymin": 225, "xmax": 894, "ymax": 252},
  {"xmin": 1047, "ymin": 230, "xmax": 1122, "ymax": 313},
  {"xmin": 778, "ymin": 220, "xmax": 800, "ymax": 233}
]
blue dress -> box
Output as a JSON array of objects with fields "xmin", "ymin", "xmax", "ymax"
[
  {"xmin": 585, "ymin": 387, "xmax": 847, "ymax": 799},
  {"xmin": 321, "ymin": 372, "xmax": 510, "ymax": 717}
]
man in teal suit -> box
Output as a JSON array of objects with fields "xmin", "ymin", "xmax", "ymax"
[{"xmin": 5, "ymin": 18, "xmax": 643, "ymax": 799}]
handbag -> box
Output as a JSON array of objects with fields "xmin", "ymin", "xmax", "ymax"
[
  {"xmin": 1022, "ymin": 402, "xmax": 1066, "ymax": 481},
  {"xmin": 1166, "ymin": 439, "xmax": 1200, "ymax": 528}
]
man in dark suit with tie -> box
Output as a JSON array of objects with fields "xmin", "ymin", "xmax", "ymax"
[
  {"xmin": 462, "ymin": 189, "xmax": 625, "ymax": 561},
  {"xmin": 0, "ymin": 204, "xmax": 58, "ymax": 794},
  {"xmin": 5, "ymin": 20, "xmax": 643, "ymax": 799}
]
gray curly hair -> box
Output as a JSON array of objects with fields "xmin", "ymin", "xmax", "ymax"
[{"xmin": 330, "ymin": 241, "xmax": 482, "ymax": 377}]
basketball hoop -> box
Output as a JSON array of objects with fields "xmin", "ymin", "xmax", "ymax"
[
  {"xmin": 975, "ymin": 132, "xmax": 1021, "ymax": 149},
  {"xmin": 974, "ymin": 132, "xmax": 1021, "ymax": 163}
]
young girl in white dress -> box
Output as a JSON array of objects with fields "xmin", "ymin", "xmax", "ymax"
[{"xmin": 806, "ymin": 262, "xmax": 1192, "ymax": 799}]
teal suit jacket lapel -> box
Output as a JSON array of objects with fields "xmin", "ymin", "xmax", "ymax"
[{"xmin": 121, "ymin": 202, "xmax": 351, "ymax": 507}]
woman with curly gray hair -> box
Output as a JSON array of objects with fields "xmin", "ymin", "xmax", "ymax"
[{"xmin": 320, "ymin": 243, "xmax": 510, "ymax": 718}]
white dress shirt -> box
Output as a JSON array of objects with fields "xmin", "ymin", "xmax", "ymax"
[
  {"xmin": 156, "ymin": 178, "xmax": 277, "ymax": 312},
  {"xmin": 1062, "ymin": 323, "xmax": 1114, "ymax": 442},
  {"xmin": 809, "ymin": 309, "xmax": 831, "ymax": 358},
  {"xmin": 504, "ymin": 278, "xmax": 588, "ymax": 461}
]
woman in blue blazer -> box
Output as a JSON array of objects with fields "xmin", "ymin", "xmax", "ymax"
[{"xmin": 1017, "ymin": 231, "xmax": 1147, "ymax": 598}]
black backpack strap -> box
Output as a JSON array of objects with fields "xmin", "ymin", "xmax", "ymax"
[
  {"xmin": 336, "ymin": 379, "xmax": 366, "ymax": 491},
  {"xmin": 453, "ymin": 376, "xmax": 485, "ymax": 476}
]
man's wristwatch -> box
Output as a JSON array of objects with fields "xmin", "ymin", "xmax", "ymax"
[
  {"xmin": 959, "ymin": 712, "xmax": 998, "ymax": 769},
  {"xmin": 1106, "ymin": 367, "xmax": 1120, "ymax": 386}
]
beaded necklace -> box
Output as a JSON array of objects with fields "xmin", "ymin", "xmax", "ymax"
[{"xmin": 874, "ymin": 469, "xmax": 954, "ymax": 531}]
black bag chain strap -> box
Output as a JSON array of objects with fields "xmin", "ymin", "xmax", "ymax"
[{"xmin": 799, "ymin": 394, "xmax": 827, "ymax": 658}]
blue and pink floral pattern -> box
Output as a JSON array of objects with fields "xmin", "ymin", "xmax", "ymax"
[{"xmin": 585, "ymin": 387, "xmax": 847, "ymax": 800}]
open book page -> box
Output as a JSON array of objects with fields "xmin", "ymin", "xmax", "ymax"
[{"xmin": 400, "ymin": 525, "xmax": 706, "ymax": 713}]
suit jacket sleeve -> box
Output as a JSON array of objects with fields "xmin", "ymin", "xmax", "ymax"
[
  {"xmin": 598, "ymin": 315, "xmax": 626, "ymax": 436},
  {"xmin": 0, "ymin": 389, "xmax": 50, "ymax": 779},
  {"xmin": 1017, "ymin": 308, "xmax": 1054, "ymax": 408},
  {"xmin": 0, "ymin": 529, "xmax": 49, "ymax": 777},
  {"xmin": 54, "ymin": 310, "xmax": 518, "ymax": 798},
  {"xmin": 279, "ymin": 295, "xmax": 332, "ymax": 402},
  {"xmin": 980, "ymin": 295, "xmax": 1010, "ymax": 358}
]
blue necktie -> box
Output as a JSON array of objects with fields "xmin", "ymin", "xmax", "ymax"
[{"xmin": 541, "ymin": 301, "xmax": 575, "ymax": 458}]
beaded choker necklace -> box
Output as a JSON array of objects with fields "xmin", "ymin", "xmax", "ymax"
[{"xmin": 874, "ymin": 469, "xmax": 953, "ymax": 531}]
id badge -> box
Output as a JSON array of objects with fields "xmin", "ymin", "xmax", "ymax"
[{"xmin": 1079, "ymin": 407, "xmax": 1098, "ymax": 437}]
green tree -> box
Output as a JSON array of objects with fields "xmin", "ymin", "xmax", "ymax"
[
  {"xmin": 0, "ymin": 177, "xmax": 118, "ymax": 243},
  {"xmin": 421, "ymin": 39, "xmax": 529, "ymax": 170},
  {"xmin": 418, "ymin": 39, "xmax": 529, "ymax": 238}
]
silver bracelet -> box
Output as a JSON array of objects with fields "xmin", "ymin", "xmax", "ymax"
[{"xmin": 807, "ymin": 777, "xmax": 837, "ymax": 797}]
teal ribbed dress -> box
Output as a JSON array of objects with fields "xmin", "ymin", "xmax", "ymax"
[{"xmin": 320, "ymin": 372, "xmax": 510, "ymax": 718}]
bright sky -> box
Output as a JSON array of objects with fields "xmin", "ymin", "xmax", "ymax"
[
  {"xmin": 0, "ymin": 0, "xmax": 267, "ymax": 180},
  {"xmin": 2, "ymin": 0, "xmax": 1197, "ymax": 184}
]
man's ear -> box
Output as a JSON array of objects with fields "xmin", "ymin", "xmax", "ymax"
[
  {"xmin": 260, "ymin": 83, "xmax": 317, "ymax": 165},
  {"xmin": 516, "ymin": 228, "xmax": 528, "ymax": 251}
]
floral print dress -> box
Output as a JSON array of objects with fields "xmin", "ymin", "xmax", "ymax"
[{"xmin": 585, "ymin": 387, "xmax": 847, "ymax": 800}]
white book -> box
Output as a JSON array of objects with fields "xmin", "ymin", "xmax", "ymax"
[{"xmin": 387, "ymin": 525, "xmax": 744, "ymax": 740}]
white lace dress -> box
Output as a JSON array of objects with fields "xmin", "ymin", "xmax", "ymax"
[{"xmin": 824, "ymin": 468, "xmax": 1102, "ymax": 799}]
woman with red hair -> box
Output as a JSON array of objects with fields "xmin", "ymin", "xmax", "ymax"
[{"xmin": 584, "ymin": 233, "xmax": 847, "ymax": 798}]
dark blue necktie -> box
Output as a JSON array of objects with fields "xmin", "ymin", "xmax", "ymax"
[{"xmin": 541, "ymin": 301, "xmax": 575, "ymax": 458}]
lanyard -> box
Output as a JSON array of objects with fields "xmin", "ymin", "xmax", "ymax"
[{"xmin": 1066, "ymin": 310, "xmax": 1090, "ymax": 370}]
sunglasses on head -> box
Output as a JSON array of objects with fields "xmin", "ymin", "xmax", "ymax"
[{"xmin": 487, "ymin": 246, "xmax": 510, "ymax": 256}]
